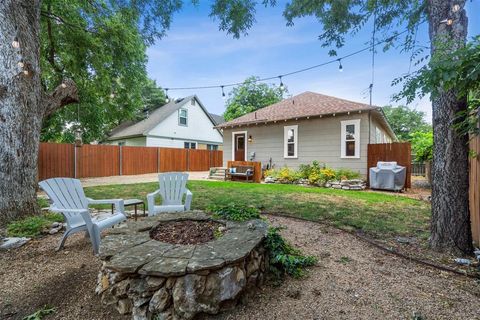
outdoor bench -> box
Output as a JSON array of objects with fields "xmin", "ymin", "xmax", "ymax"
[{"xmin": 226, "ymin": 165, "xmax": 254, "ymax": 182}]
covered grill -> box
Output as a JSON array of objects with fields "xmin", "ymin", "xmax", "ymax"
[{"xmin": 369, "ymin": 161, "xmax": 406, "ymax": 191}]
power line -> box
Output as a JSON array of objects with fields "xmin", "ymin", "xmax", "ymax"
[{"xmin": 164, "ymin": 25, "xmax": 422, "ymax": 93}]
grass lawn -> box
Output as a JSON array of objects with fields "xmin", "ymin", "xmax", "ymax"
[{"xmin": 84, "ymin": 180, "xmax": 431, "ymax": 240}]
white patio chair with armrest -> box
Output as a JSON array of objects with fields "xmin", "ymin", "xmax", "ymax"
[
  {"xmin": 147, "ymin": 173, "xmax": 192, "ymax": 216},
  {"xmin": 39, "ymin": 178, "xmax": 126, "ymax": 254}
]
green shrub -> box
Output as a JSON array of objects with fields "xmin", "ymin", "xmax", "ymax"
[
  {"xmin": 264, "ymin": 168, "xmax": 280, "ymax": 179},
  {"xmin": 278, "ymin": 167, "xmax": 297, "ymax": 183},
  {"xmin": 334, "ymin": 168, "xmax": 361, "ymax": 181},
  {"xmin": 23, "ymin": 305, "xmax": 56, "ymax": 320},
  {"xmin": 265, "ymin": 227, "xmax": 317, "ymax": 279},
  {"xmin": 7, "ymin": 212, "xmax": 64, "ymax": 238},
  {"xmin": 207, "ymin": 203, "xmax": 261, "ymax": 221}
]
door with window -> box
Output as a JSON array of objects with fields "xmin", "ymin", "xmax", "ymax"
[{"xmin": 234, "ymin": 133, "xmax": 245, "ymax": 161}]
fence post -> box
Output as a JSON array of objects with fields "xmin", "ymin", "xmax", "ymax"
[
  {"xmin": 74, "ymin": 144, "xmax": 77, "ymax": 178},
  {"xmin": 157, "ymin": 148, "xmax": 160, "ymax": 173},
  {"xmin": 119, "ymin": 145, "xmax": 122, "ymax": 176}
]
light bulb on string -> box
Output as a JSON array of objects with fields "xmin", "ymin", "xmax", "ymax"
[
  {"xmin": 165, "ymin": 88, "xmax": 169, "ymax": 103},
  {"xmin": 338, "ymin": 59, "xmax": 343, "ymax": 72},
  {"xmin": 452, "ymin": 4, "xmax": 461, "ymax": 12},
  {"xmin": 17, "ymin": 60, "xmax": 24, "ymax": 68},
  {"xmin": 278, "ymin": 76, "xmax": 284, "ymax": 91},
  {"xmin": 12, "ymin": 36, "xmax": 19, "ymax": 48},
  {"xmin": 221, "ymin": 85, "xmax": 226, "ymax": 99},
  {"xmin": 440, "ymin": 18, "xmax": 454, "ymax": 25},
  {"xmin": 61, "ymin": 83, "xmax": 67, "ymax": 89}
]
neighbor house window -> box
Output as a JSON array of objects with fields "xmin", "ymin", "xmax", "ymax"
[
  {"xmin": 341, "ymin": 119, "xmax": 360, "ymax": 158},
  {"xmin": 179, "ymin": 109, "xmax": 188, "ymax": 126},
  {"xmin": 207, "ymin": 144, "xmax": 218, "ymax": 151},
  {"xmin": 184, "ymin": 142, "xmax": 196, "ymax": 149},
  {"xmin": 118, "ymin": 141, "xmax": 126, "ymax": 146},
  {"xmin": 284, "ymin": 125, "xmax": 298, "ymax": 158}
]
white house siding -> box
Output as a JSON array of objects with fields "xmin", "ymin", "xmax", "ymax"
[
  {"xmin": 147, "ymin": 98, "xmax": 223, "ymax": 147},
  {"xmin": 107, "ymin": 136, "xmax": 146, "ymax": 146},
  {"xmin": 223, "ymin": 113, "xmax": 373, "ymax": 176}
]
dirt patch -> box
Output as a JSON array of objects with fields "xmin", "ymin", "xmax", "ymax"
[
  {"xmin": 150, "ymin": 220, "xmax": 224, "ymax": 245},
  {"xmin": 2, "ymin": 216, "xmax": 480, "ymax": 320}
]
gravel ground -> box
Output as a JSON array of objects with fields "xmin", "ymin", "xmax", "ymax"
[{"xmin": 1, "ymin": 215, "xmax": 479, "ymax": 320}]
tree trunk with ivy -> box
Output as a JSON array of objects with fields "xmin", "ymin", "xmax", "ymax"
[
  {"xmin": 427, "ymin": 0, "xmax": 473, "ymax": 254},
  {"xmin": 0, "ymin": 1, "xmax": 78, "ymax": 225}
]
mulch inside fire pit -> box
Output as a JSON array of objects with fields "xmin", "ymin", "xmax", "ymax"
[{"xmin": 149, "ymin": 220, "xmax": 224, "ymax": 245}]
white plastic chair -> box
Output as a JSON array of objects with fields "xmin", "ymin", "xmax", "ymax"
[
  {"xmin": 147, "ymin": 173, "xmax": 192, "ymax": 216},
  {"xmin": 39, "ymin": 178, "xmax": 126, "ymax": 254}
]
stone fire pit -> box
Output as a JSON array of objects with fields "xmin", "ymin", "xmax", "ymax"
[{"xmin": 96, "ymin": 211, "xmax": 268, "ymax": 320}]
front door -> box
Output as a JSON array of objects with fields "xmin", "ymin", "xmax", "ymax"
[{"xmin": 234, "ymin": 133, "xmax": 245, "ymax": 161}]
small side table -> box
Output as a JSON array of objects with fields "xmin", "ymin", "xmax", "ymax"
[{"xmin": 112, "ymin": 199, "xmax": 145, "ymax": 221}]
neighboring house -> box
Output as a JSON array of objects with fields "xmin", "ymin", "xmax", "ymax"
[
  {"xmin": 106, "ymin": 95, "xmax": 223, "ymax": 150},
  {"xmin": 216, "ymin": 91, "xmax": 396, "ymax": 176}
]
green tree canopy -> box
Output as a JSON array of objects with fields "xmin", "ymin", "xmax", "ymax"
[
  {"xmin": 223, "ymin": 76, "xmax": 285, "ymax": 121},
  {"xmin": 410, "ymin": 130, "xmax": 433, "ymax": 163},
  {"xmin": 382, "ymin": 105, "xmax": 431, "ymax": 141}
]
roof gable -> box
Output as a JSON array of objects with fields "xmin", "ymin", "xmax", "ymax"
[
  {"xmin": 107, "ymin": 95, "xmax": 220, "ymax": 140},
  {"xmin": 217, "ymin": 91, "xmax": 376, "ymax": 128}
]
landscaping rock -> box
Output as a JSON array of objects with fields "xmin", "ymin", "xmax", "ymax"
[
  {"xmin": 0, "ymin": 237, "xmax": 30, "ymax": 250},
  {"xmin": 264, "ymin": 176, "xmax": 277, "ymax": 183}
]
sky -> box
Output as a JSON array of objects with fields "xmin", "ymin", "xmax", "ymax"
[{"xmin": 146, "ymin": 1, "xmax": 480, "ymax": 123}]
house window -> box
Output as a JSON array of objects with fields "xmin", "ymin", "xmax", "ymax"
[
  {"xmin": 341, "ymin": 119, "xmax": 360, "ymax": 158},
  {"xmin": 284, "ymin": 125, "xmax": 298, "ymax": 158},
  {"xmin": 184, "ymin": 142, "xmax": 196, "ymax": 149},
  {"xmin": 179, "ymin": 109, "xmax": 188, "ymax": 126},
  {"xmin": 207, "ymin": 144, "xmax": 218, "ymax": 151},
  {"xmin": 118, "ymin": 141, "xmax": 126, "ymax": 146}
]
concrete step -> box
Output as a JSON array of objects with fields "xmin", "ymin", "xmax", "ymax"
[{"xmin": 209, "ymin": 176, "xmax": 226, "ymax": 181}]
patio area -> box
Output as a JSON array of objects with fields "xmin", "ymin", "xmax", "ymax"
[{"xmin": 1, "ymin": 214, "xmax": 479, "ymax": 319}]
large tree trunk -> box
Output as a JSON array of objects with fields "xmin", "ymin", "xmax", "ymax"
[
  {"xmin": 427, "ymin": 0, "xmax": 473, "ymax": 254},
  {"xmin": 0, "ymin": 1, "xmax": 77, "ymax": 225}
]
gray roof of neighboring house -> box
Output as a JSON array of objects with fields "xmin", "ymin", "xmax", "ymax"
[
  {"xmin": 209, "ymin": 113, "xmax": 225, "ymax": 125},
  {"xmin": 107, "ymin": 95, "xmax": 221, "ymax": 140}
]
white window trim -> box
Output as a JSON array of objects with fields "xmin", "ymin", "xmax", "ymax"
[
  {"xmin": 179, "ymin": 108, "xmax": 188, "ymax": 126},
  {"xmin": 284, "ymin": 125, "xmax": 298, "ymax": 159},
  {"xmin": 341, "ymin": 119, "xmax": 361, "ymax": 159},
  {"xmin": 184, "ymin": 141, "xmax": 197, "ymax": 149},
  {"xmin": 231, "ymin": 131, "xmax": 247, "ymax": 161}
]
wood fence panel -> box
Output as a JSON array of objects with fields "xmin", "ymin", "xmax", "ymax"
[
  {"xmin": 470, "ymin": 136, "xmax": 480, "ymax": 246},
  {"xmin": 188, "ymin": 149, "xmax": 211, "ymax": 171},
  {"xmin": 367, "ymin": 142, "xmax": 411, "ymax": 188},
  {"xmin": 211, "ymin": 150, "xmax": 223, "ymax": 167},
  {"xmin": 76, "ymin": 144, "xmax": 120, "ymax": 178},
  {"xmin": 159, "ymin": 148, "xmax": 188, "ymax": 172},
  {"xmin": 38, "ymin": 143, "xmax": 75, "ymax": 180},
  {"xmin": 227, "ymin": 160, "xmax": 262, "ymax": 183},
  {"xmin": 122, "ymin": 146, "xmax": 158, "ymax": 175}
]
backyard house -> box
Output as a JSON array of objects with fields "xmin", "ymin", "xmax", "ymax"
[
  {"xmin": 106, "ymin": 95, "xmax": 224, "ymax": 150},
  {"xmin": 217, "ymin": 91, "xmax": 396, "ymax": 176}
]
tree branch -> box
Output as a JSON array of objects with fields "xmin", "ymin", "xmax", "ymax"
[
  {"xmin": 46, "ymin": 4, "xmax": 64, "ymax": 74},
  {"xmin": 44, "ymin": 79, "xmax": 79, "ymax": 117},
  {"xmin": 40, "ymin": 11, "xmax": 97, "ymax": 34}
]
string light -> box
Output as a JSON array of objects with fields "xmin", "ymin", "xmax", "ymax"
[
  {"xmin": 221, "ymin": 85, "xmax": 226, "ymax": 99},
  {"xmin": 440, "ymin": 18, "xmax": 454, "ymax": 25},
  {"xmin": 162, "ymin": 24, "xmax": 423, "ymax": 95},
  {"xmin": 452, "ymin": 4, "xmax": 461, "ymax": 12},
  {"xmin": 61, "ymin": 83, "xmax": 67, "ymax": 88},
  {"xmin": 12, "ymin": 36, "xmax": 19, "ymax": 48},
  {"xmin": 17, "ymin": 60, "xmax": 24, "ymax": 68},
  {"xmin": 110, "ymin": 93, "xmax": 115, "ymax": 98},
  {"xmin": 165, "ymin": 88, "xmax": 169, "ymax": 103}
]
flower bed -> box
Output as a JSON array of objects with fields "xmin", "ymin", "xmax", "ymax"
[{"xmin": 264, "ymin": 161, "xmax": 365, "ymax": 190}]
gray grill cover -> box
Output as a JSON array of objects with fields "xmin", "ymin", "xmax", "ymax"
[{"xmin": 369, "ymin": 161, "xmax": 406, "ymax": 191}]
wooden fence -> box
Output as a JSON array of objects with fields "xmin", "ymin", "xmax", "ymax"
[
  {"xmin": 38, "ymin": 143, "xmax": 223, "ymax": 180},
  {"xmin": 470, "ymin": 136, "xmax": 480, "ymax": 246},
  {"xmin": 367, "ymin": 142, "xmax": 412, "ymax": 188}
]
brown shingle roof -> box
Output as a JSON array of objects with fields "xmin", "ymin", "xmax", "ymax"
[{"xmin": 217, "ymin": 91, "xmax": 377, "ymax": 128}]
